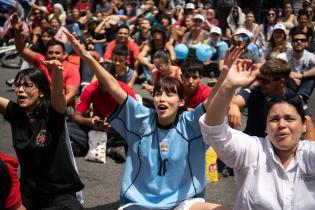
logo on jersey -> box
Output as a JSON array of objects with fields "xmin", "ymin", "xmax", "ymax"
[{"xmin": 35, "ymin": 129, "xmax": 50, "ymax": 147}]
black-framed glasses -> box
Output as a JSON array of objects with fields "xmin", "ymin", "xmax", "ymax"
[
  {"xmin": 13, "ymin": 82, "xmax": 35, "ymax": 91},
  {"xmin": 256, "ymin": 74, "xmax": 281, "ymax": 85},
  {"xmin": 292, "ymin": 38, "xmax": 307, "ymax": 43}
]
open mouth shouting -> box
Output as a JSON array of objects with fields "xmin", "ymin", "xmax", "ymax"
[{"xmin": 158, "ymin": 104, "xmax": 168, "ymax": 111}]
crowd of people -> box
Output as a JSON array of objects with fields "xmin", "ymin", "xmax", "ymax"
[{"xmin": 0, "ymin": 0, "xmax": 315, "ymax": 210}]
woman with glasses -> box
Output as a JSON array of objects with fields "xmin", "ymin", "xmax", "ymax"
[
  {"xmin": 200, "ymin": 49, "xmax": 315, "ymax": 210},
  {"xmin": 0, "ymin": 63, "xmax": 84, "ymax": 209},
  {"xmin": 260, "ymin": 8, "xmax": 278, "ymax": 46}
]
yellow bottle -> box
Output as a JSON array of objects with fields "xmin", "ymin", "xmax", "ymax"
[{"xmin": 205, "ymin": 147, "xmax": 219, "ymax": 183}]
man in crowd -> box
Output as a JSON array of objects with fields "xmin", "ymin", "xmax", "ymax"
[
  {"xmin": 104, "ymin": 24, "xmax": 139, "ymax": 70},
  {"xmin": 12, "ymin": 14, "xmax": 79, "ymax": 105},
  {"xmin": 278, "ymin": 31, "xmax": 315, "ymax": 102},
  {"xmin": 228, "ymin": 58, "xmax": 315, "ymax": 139}
]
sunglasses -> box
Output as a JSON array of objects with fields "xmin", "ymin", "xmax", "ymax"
[
  {"xmin": 231, "ymin": 34, "xmax": 250, "ymax": 45},
  {"xmin": 268, "ymin": 13, "xmax": 276, "ymax": 16},
  {"xmin": 256, "ymin": 74, "xmax": 281, "ymax": 85},
  {"xmin": 292, "ymin": 38, "xmax": 307, "ymax": 43}
]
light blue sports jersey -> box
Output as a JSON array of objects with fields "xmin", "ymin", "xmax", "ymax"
[{"xmin": 108, "ymin": 96, "xmax": 209, "ymax": 209}]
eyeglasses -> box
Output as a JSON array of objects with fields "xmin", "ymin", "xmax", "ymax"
[
  {"xmin": 256, "ymin": 74, "xmax": 281, "ymax": 85},
  {"xmin": 267, "ymin": 13, "xmax": 276, "ymax": 16},
  {"xmin": 13, "ymin": 82, "xmax": 35, "ymax": 91},
  {"xmin": 292, "ymin": 38, "xmax": 307, "ymax": 43}
]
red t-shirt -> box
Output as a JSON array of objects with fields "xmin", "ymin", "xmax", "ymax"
[
  {"xmin": 104, "ymin": 39, "xmax": 139, "ymax": 66},
  {"xmin": 76, "ymin": 81, "xmax": 136, "ymax": 120},
  {"xmin": 0, "ymin": 153, "xmax": 22, "ymax": 210},
  {"xmin": 33, "ymin": 53, "xmax": 80, "ymax": 90},
  {"xmin": 75, "ymin": 1, "xmax": 92, "ymax": 13},
  {"xmin": 185, "ymin": 83, "xmax": 211, "ymax": 109}
]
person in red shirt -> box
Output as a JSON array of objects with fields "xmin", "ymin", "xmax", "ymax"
[
  {"xmin": 68, "ymin": 80, "xmax": 136, "ymax": 155},
  {"xmin": 75, "ymin": 0, "xmax": 93, "ymax": 14},
  {"xmin": 12, "ymin": 14, "xmax": 80, "ymax": 105},
  {"xmin": 104, "ymin": 25, "xmax": 139, "ymax": 69},
  {"xmin": 0, "ymin": 153, "xmax": 25, "ymax": 210},
  {"xmin": 181, "ymin": 58, "xmax": 211, "ymax": 110}
]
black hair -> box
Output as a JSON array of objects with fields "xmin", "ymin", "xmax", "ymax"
[
  {"xmin": 297, "ymin": 10, "xmax": 309, "ymax": 19},
  {"xmin": 153, "ymin": 77, "xmax": 184, "ymax": 100},
  {"xmin": 46, "ymin": 39, "xmax": 66, "ymax": 52},
  {"xmin": 0, "ymin": 160, "xmax": 12, "ymax": 210},
  {"xmin": 14, "ymin": 68, "xmax": 51, "ymax": 118},
  {"xmin": 291, "ymin": 30, "xmax": 307, "ymax": 38},
  {"xmin": 113, "ymin": 44, "xmax": 128, "ymax": 57},
  {"xmin": 118, "ymin": 24, "xmax": 130, "ymax": 32},
  {"xmin": 181, "ymin": 57, "xmax": 204, "ymax": 76},
  {"xmin": 266, "ymin": 94, "xmax": 306, "ymax": 123},
  {"xmin": 42, "ymin": 28, "xmax": 55, "ymax": 37},
  {"xmin": 260, "ymin": 58, "xmax": 291, "ymax": 79},
  {"xmin": 153, "ymin": 50, "xmax": 170, "ymax": 63}
]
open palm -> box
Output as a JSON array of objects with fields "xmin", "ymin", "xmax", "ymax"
[{"xmin": 225, "ymin": 59, "xmax": 258, "ymax": 88}]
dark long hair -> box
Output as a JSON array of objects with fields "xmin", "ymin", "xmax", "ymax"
[
  {"xmin": 14, "ymin": 68, "xmax": 51, "ymax": 118},
  {"xmin": 0, "ymin": 160, "xmax": 12, "ymax": 210}
]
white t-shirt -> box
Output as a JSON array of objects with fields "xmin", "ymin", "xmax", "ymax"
[{"xmin": 277, "ymin": 49, "xmax": 315, "ymax": 73}]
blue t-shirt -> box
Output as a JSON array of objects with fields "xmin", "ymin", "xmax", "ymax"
[{"xmin": 108, "ymin": 96, "xmax": 208, "ymax": 209}]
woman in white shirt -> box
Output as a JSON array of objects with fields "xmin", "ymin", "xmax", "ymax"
[{"xmin": 200, "ymin": 48, "xmax": 315, "ymax": 210}]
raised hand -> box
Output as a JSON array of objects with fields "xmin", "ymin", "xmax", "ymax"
[
  {"xmin": 41, "ymin": 59, "xmax": 63, "ymax": 72},
  {"xmin": 10, "ymin": 13, "xmax": 23, "ymax": 32},
  {"xmin": 222, "ymin": 46, "xmax": 245, "ymax": 71},
  {"xmin": 63, "ymin": 29, "xmax": 88, "ymax": 58},
  {"xmin": 224, "ymin": 59, "xmax": 258, "ymax": 88}
]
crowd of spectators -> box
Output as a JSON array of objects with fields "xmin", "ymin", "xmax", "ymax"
[{"xmin": 1, "ymin": 0, "xmax": 315, "ymax": 209}]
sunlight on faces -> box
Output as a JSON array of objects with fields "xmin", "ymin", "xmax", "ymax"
[
  {"xmin": 256, "ymin": 74, "xmax": 283, "ymax": 95},
  {"xmin": 272, "ymin": 29, "xmax": 286, "ymax": 42},
  {"xmin": 182, "ymin": 72, "xmax": 201, "ymax": 95},
  {"xmin": 117, "ymin": 28, "xmax": 129, "ymax": 43},
  {"xmin": 46, "ymin": 45, "xmax": 66, "ymax": 61},
  {"xmin": 266, "ymin": 102, "xmax": 305, "ymax": 152},
  {"xmin": 153, "ymin": 79, "xmax": 185, "ymax": 126},
  {"xmin": 292, "ymin": 34, "xmax": 307, "ymax": 52},
  {"xmin": 14, "ymin": 78, "xmax": 42, "ymax": 112},
  {"xmin": 153, "ymin": 58, "xmax": 169, "ymax": 75}
]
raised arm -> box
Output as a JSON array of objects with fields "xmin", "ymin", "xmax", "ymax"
[
  {"xmin": 64, "ymin": 30, "xmax": 127, "ymax": 105},
  {"xmin": 12, "ymin": 14, "xmax": 37, "ymax": 64},
  {"xmin": 204, "ymin": 48, "xmax": 258, "ymax": 126},
  {"xmin": 42, "ymin": 60, "xmax": 66, "ymax": 114}
]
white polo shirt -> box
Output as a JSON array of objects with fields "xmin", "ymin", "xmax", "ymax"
[{"xmin": 199, "ymin": 114, "xmax": 315, "ymax": 210}]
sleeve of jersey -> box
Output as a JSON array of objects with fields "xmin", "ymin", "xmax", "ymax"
[
  {"xmin": 104, "ymin": 42, "xmax": 114, "ymax": 61},
  {"xmin": 32, "ymin": 52, "xmax": 46, "ymax": 69},
  {"xmin": 3, "ymin": 101, "xmax": 18, "ymax": 124},
  {"xmin": 199, "ymin": 115, "xmax": 260, "ymax": 170},
  {"xmin": 238, "ymin": 88, "xmax": 251, "ymax": 105},
  {"xmin": 180, "ymin": 103, "xmax": 206, "ymax": 139},
  {"xmin": 1, "ymin": 154, "xmax": 22, "ymax": 210},
  {"xmin": 108, "ymin": 96, "xmax": 153, "ymax": 144},
  {"xmin": 75, "ymin": 86, "xmax": 92, "ymax": 113},
  {"xmin": 64, "ymin": 63, "xmax": 80, "ymax": 86}
]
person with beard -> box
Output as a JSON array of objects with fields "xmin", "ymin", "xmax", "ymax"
[
  {"xmin": 12, "ymin": 14, "xmax": 80, "ymax": 106},
  {"xmin": 278, "ymin": 31, "xmax": 315, "ymax": 102}
]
